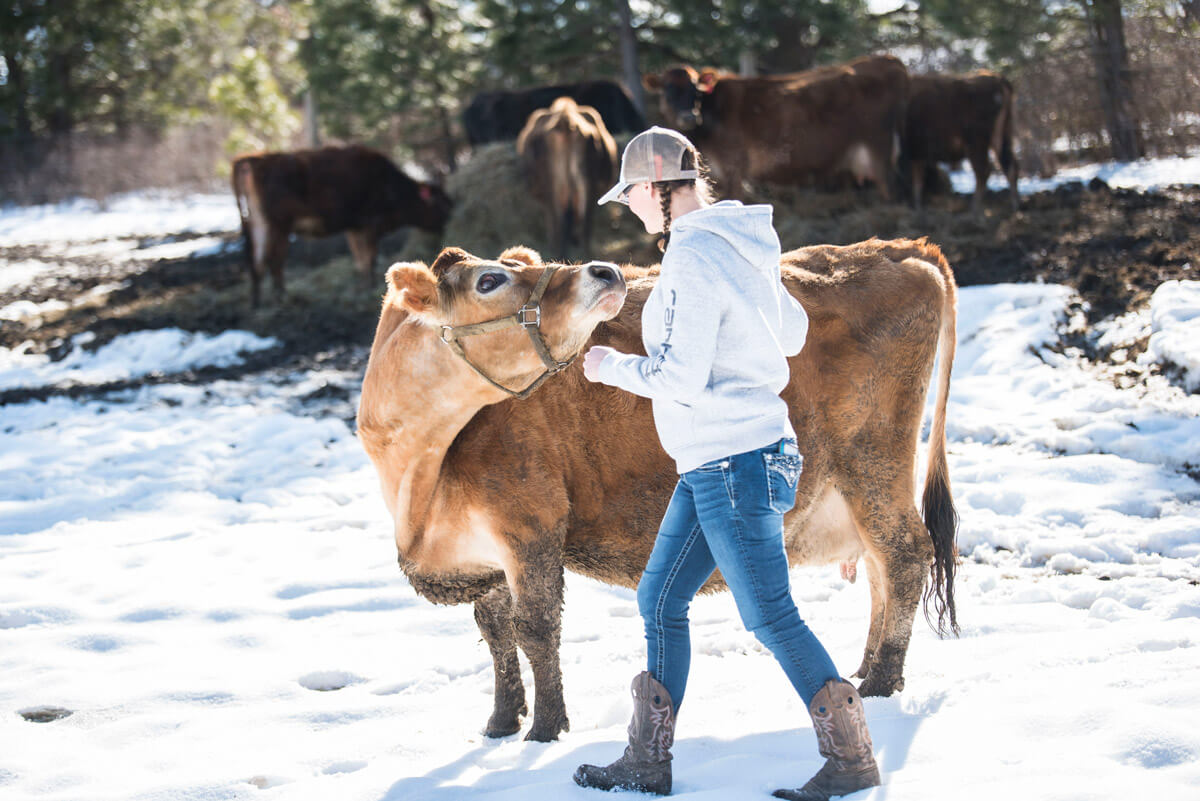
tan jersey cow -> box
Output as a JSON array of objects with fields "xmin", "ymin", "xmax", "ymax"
[
  {"xmin": 358, "ymin": 240, "xmax": 959, "ymax": 742},
  {"xmin": 516, "ymin": 97, "xmax": 618, "ymax": 260}
]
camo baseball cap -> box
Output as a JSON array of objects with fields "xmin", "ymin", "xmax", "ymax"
[{"xmin": 598, "ymin": 126, "xmax": 700, "ymax": 205}]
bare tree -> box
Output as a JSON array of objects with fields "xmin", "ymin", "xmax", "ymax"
[
  {"xmin": 1082, "ymin": 0, "xmax": 1144, "ymax": 160},
  {"xmin": 615, "ymin": 0, "xmax": 646, "ymax": 116}
]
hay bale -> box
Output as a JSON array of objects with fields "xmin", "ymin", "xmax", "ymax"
[{"xmin": 399, "ymin": 138, "xmax": 661, "ymax": 267}]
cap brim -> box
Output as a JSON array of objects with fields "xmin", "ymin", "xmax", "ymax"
[{"xmin": 597, "ymin": 180, "xmax": 629, "ymax": 206}]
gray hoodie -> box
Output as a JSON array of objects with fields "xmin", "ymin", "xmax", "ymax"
[{"xmin": 597, "ymin": 200, "xmax": 808, "ymax": 473}]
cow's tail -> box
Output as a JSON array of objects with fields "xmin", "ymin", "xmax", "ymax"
[
  {"xmin": 231, "ymin": 159, "xmax": 253, "ymax": 263},
  {"xmin": 230, "ymin": 158, "xmax": 260, "ymax": 305},
  {"xmin": 995, "ymin": 79, "xmax": 1018, "ymax": 179},
  {"xmin": 919, "ymin": 242, "xmax": 960, "ymax": 638}
]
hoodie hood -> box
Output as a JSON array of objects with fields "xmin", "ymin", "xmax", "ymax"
[{"xmin": 670, "ymin": 200, "xmax": 782, "ymax": 278}]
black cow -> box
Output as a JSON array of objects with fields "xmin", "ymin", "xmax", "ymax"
[{"xmin": 463, "ymin": 80, "xmax": 645, "ymax": 146}]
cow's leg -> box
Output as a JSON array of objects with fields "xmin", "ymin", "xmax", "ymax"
[
  {"xmin": 582, "ymin": 200, "xmax": 594, "ymax": 254},
  {"xmin": 263, "ymin": 227, "xmax": 290, "ymax": 304},
  {"xmin": 845, "ymin": 491, "xmax": 933, "ymax": 697},
  {"xmin": 345, "ymin": 229, "xmax": 379, "ymax": 286},
  {"xmin": 870, "ymin": 140, "xmax": 894, "ymax": 202},
  {"xmin": 1001, "ymin": 148, "xmax": 1020, "ymax": 212},
  {"xmin": 239, "ymin": 219, "xmax": 262, "ymax": 308},
  {"xmin": 911, "ymin": 160, "xmax": 926, "ymax": 212},
  {"xmin": 851, "ymin": 552, "xmax": 887, "ymax": 681},
  {"xmin": 968, "ymin": 147, "xmax": 991, "ymax": 215},
  {"xmin": 507, "ymin": 534, "xmax": 569, "ymax": 741},
  {"xmin": 557, "ymin": 206, "xmax": 573, "ymax": 261},
  {"xmin": 473, "ymin": 584, "xmax": 528, "ymax": 737}
]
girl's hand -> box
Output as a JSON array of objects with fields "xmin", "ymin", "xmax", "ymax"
[{"xmin": 582, "ymin": 345, "xmax": 617, "ymax": 382}]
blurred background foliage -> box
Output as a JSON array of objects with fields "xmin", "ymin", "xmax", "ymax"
[{"xmin": 1, "ymin": 0, "xmax": 1198, "ymax": 201}]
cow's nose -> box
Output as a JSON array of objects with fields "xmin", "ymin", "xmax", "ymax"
[{"xmin": 588, "ymin": 263, "xmax": 619, "ymax": 285}]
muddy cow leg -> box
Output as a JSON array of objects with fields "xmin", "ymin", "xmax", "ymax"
[
  {"xmin": 847, "ymin": 493, "xmax": 933, "ymax": 697},
  {"xmin": 508, "ymin": 534, "xmax": 569, "ymax": 741},
  {"xmin": 581, "ymin": 199, "xmax": 593, "ymax": 254},
  {"xmin": 474, "ymin": 585, "xmax": 528, "ymax": 737},
  {"xmin": 263, "ymin": 227, "xmax": 290, "ymax": 303},
  {"xmin": 968, "ymin": 146, "xmax": 991, "ymax": 215},
  {"xmin": 852, "ymin": 552, "xmax": 887, "ymax": 680},
  {"xmin": 911, "ymin": 159, "xmax": 927, "ymax": 212},
  {"xmin": 345, "ymin": 229, "xmax": 379, "ymax": 286}
]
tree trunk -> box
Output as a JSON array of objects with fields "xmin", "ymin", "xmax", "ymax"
[
  {"xmin": 1085, "ymin": 0, "xmax": 1144, "ymax": 160},
  {"xmin": 304, "ymin": 89, "xmax": 320, "ymax": 148},
  {"xmin": 615, "ymin": 0, "xmax": 645, "ymax": 116},
  {"xmin": 3, "ymin": 47, "xmax": 34, "ymax": 148}
]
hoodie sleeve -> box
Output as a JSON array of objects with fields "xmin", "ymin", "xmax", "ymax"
[
  {"xmin": 597, "ymin": 248, "xmax": 721, "ymax": 401},
  {"xmin": 779, "ymin": 283, "xmax": 810, "ymax": 357}
]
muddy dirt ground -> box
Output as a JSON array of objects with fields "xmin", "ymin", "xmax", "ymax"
[{"xmin": 2, "ymin": 180, "xmax": 1197, "ymax": 406}]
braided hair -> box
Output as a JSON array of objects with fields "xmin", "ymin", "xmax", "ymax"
[{"xmin": 653, "ymin": 147, "xmax": 715, "ymax": 252}]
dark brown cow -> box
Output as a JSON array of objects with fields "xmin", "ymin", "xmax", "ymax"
[
  {"xmin": 463, "ymin": 80, "xmax": 645, "ymax": 146},
  {"xmin": 358, "ymin": 238, "xmax": 959, "ymax": 741},
  {"xmin": 904, "ymin": 72, "xmax": 1019, "ymax": 212},
  {"xmin": 231, "ymin": 145, "xmax": 452, "ymax": 306},
  {"xmin": 644, "ymin": 56, "xmax": 909, "ymax": 200},
  {"xmin": 516, "ymin": 97, "xmax": 618, "ymax": 260}
]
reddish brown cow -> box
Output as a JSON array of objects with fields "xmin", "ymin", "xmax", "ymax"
[
  {"xmin": 231, "ymin": 145, "xmax": 452, "ymax": 306},
  {"xmin": 358, "ymin": 239, "xmax": 959, "ymax": 742},
  {"xmin": 904, "ymin": 72, "xmax": 1019, "ymax": 212},
  {"xmin": 516, "ymin": 97, "xmax": 618, "ymax": 260},
  {"xmin": 644, "ymin": 55, "xmax": 909, "ymax": 200}
]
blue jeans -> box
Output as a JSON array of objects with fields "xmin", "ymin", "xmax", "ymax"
[{"xmin": 637, "ymin": 438, "xmax": 839, "ymax": 711}]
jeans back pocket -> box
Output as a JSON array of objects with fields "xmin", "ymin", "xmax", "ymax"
[{"xmin": 763, "ymin": 452, "xmax": 802, "ymax": 514}]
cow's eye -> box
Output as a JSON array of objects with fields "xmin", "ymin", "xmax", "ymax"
[{"xmin": 476, "ymin": 273, "xmax": 507, "ymax": 294}]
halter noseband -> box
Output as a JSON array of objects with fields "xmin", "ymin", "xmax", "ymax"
[{"xmin": 438, "ymin": 263, "xmax": 596, "ymax": 400}]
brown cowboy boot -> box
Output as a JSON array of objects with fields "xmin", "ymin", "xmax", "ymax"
[
  {"xmin": 773, "ymin": 679, "xmax": 881, "ymax": 801},
  {"xmin": 573, "ymin": 671, "xmax": 675, "ymax": 795}
]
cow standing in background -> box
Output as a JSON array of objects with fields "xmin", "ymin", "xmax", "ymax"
[
  {"xmin": 904, "ymin": 72, "xmax": 1020, "ymax": 213},
  {"xmin": 516, "ymin": 98, "xmax": 618, "ymax": 260},
  {"xmin": 463, "ymin": 80, "xmax": 645, "ymax": 146},
  {"xmin": 644, "ymin": 55, "xmax": 909, "ymax": 200},
  {"xmin": 231, "ymin": 145, "xmax": 452, "ymax": 306}
]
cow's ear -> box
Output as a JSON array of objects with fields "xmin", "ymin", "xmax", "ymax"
[
  {"xmin": 498, "ymin": 245, "xmax": 542, "ymax": 266},
  {"xmin": 697, "ymin": 69, "xmax": 719, "ymax": 93},
  {"xmin": 430, "ymin": 246, "xmax": 472, "ymax": 276},
  {"xmin": 386, "ymin": 262, "xmax": 440, "ymax": 319},
  {"xmin": 642, "ymin": 73, "xmax": 662, "ymax": 92}
]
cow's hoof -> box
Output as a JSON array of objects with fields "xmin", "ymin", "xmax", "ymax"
[
  {"xmin": 857, "ymin": 673, "xmax": 903, "ymax": 697},
  {"xmin": 524, "ymin": 716, "xmax": 569, "ymax": 742},
  {"xmin": 485, "ymin": 718, "xmax": 523, "ymax": 738},
  {"xmin": 485, "ymin": 722, "xmax": 522, "ymax": 738},
  {"xmin": 484, "ymin": 701, "xmax": 527, "ymax": 738}
]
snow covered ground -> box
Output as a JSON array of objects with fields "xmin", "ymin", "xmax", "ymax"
[
  {"xmin": 950, "ymin": 152, "xmax": 1200, "ymax": 196},
  {"xmin": 2, "ymin": 187, "xmax": 1200, "ymax": 801},
  {"xmin": 0, "ymin": 192, "xmax": 240, "ymax": 248}
]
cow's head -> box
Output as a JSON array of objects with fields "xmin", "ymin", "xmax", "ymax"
[
  {"xmin": 644, "ymin": 66, "xmax": 720, "ymax": 130},
  {"xmin": 383, "ymin": 246, "xmax": 626, "ymax": 402},
  {"xmin": 415, "ymin": 183, "xmax": 454, "ymax": 232}
]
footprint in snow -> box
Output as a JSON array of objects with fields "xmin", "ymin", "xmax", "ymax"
[{"xmin": 19, "ymin": 706, "xmax": 73, "ymax": 723}]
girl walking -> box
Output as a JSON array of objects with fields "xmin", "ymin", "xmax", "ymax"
[{"xmin": 575, "ymin": 127, "xmax": 880, "ymax": 800}]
